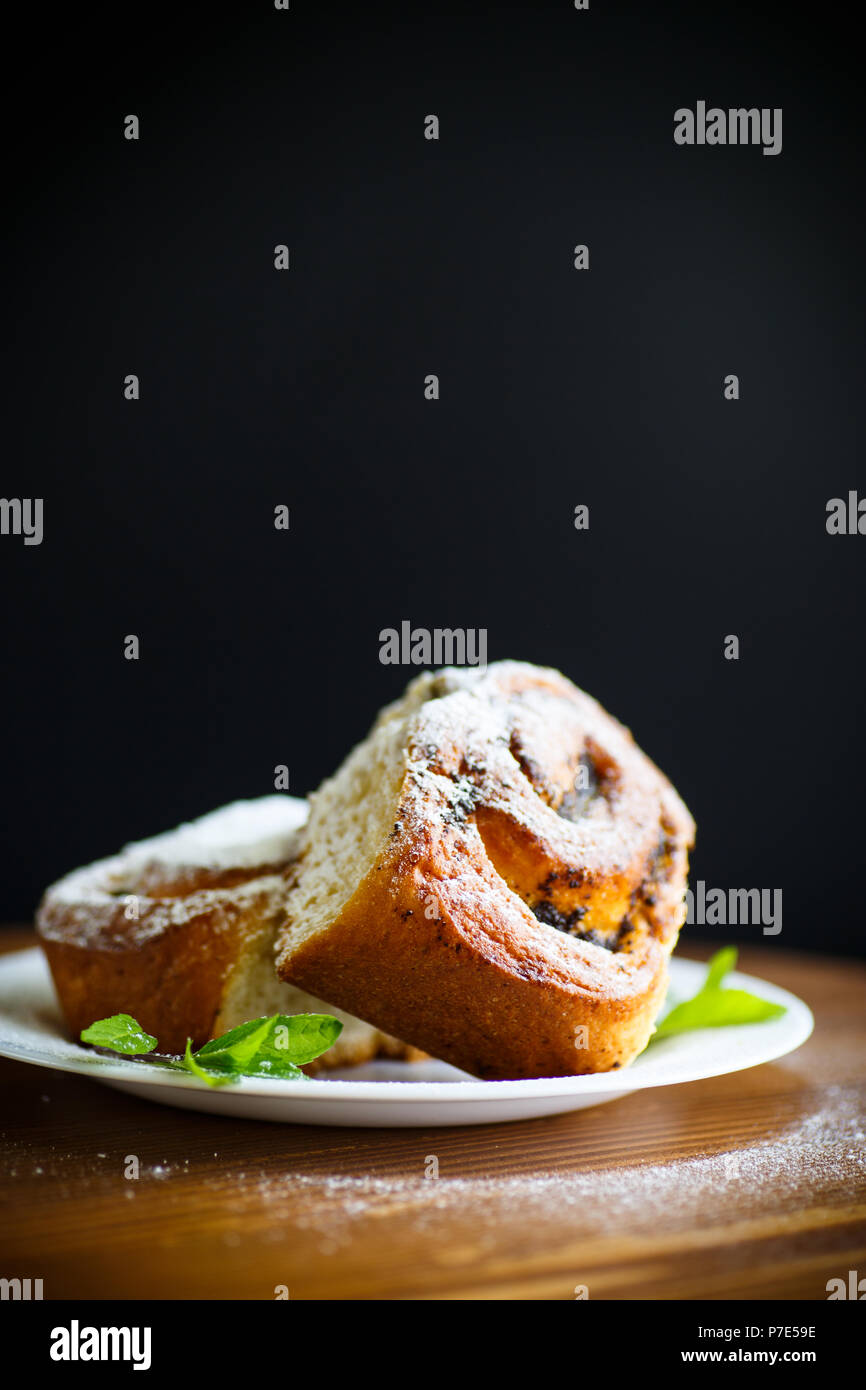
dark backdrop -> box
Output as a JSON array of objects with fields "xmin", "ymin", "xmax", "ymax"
[{"xmin": 2, "ymin": 2, "xmax": 863, "ymax": 955}]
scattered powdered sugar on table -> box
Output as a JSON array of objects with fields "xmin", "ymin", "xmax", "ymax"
[
  {"xmin": 2, "ymin": 1083, "xmax": 861, "ymax": 1265},
  {"xmin": 185, "ymin": 1084, "xmax": 866, "ymax": 1256}
]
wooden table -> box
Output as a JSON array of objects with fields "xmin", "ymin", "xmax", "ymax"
[{"xmin": 0, "ymin": 929, "xmax": 863, "ymax": 1300}]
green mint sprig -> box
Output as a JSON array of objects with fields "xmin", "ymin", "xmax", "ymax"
[
  {"xmin": 79, "ymin": 1014, "xmax": 159, "ymax": 1055},
  {"xmin": 651, "ymin": 947, "xmax": 786, "ymax": 1042},
  {"xmin": 80, "ymin": 1012, "xmax": 343, "ymax": 1086}
]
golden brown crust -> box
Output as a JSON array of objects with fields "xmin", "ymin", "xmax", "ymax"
[
  {"xmin": 36, "ymin": 800, "xmax": 421, "ymax": 1068},
  {"xmin": 38, "ymin": 883, "xmax": 283, "ymax": 1055},
  {"xmin": 277, "ymin": 663, "xmax": 695, "ymax": 1079}
]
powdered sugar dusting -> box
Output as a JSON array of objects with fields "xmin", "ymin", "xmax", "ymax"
[
  {"xmin": 38, "ymin": 873, "xmax": 290, "ymax": 949},
  {"xmin": 120, "ymin": 796, "xmax": 308, "ymax": 874},
  {"xmin": 196, "ymin": 1084, "xmax": 865, "ymax": 1253},
  {"xmin": 37, "ymin": 797, "xmax": 308, "ymax": 947}
]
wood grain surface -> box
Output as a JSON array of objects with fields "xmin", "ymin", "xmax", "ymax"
[{"xmin": 0, "ymin": 928, "xmax": 863, "ymax": 1300}]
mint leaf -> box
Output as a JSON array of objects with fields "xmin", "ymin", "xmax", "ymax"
[
  {"xmin": 79, "ymin": 1010, "xmax": 343, "ymax": 1085},
  {"xmin": 652, "ymin": 948, "xmax": 786, "ymax": 1041},
  {"xmin": 654, "ymin": 987, "xmax": 785, "ymax": 1038},
  {"xmin": 266, "ymin": 1013, "xmax": 344, "ymax": 1065},
  {"xmin": 195, "ymin": 1016, "xmax": 276, "ymax": 1069},
  {"xmin": 80, "ymin": 1015, "xmax": 158, "ymax": 1055},
  {"xmin": 183, "ymin": 1038, "xmax": 236, "ymax": 1088},
  {"xmin": 704, "ymin": 945, "xmax": 738, "ymax": 992},
  {"xmin": 195, "ymin": 1013, "xmax": 342, "ymax": 1078}
]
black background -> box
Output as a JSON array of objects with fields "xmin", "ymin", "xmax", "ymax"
[{"xmin": 2, "ymin": 1, "xmax": 863, "ymax": 955}]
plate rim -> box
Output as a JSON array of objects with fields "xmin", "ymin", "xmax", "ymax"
[{"xmin": 0, "ymin": 948, "xmax": 814, "ymax": 1103}]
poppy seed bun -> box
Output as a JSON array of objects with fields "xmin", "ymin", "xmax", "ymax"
[
  {"xmin": 276, "ymin": 663, "xmax": 695, "ymax": 1079},
  {"xmin": 37, "ymin": 797, "xmax": 419, "ymax": 1070}
]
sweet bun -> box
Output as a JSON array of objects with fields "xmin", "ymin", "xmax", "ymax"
[
  {"xmin": 37, "ymin": 797, "xmax": 417, "ymax": 1070},
  {"xmin": 276, "ymin": 662, "xmax": 696, "ymax": 1079}
]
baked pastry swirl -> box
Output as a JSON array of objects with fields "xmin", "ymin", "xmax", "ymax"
[
  {"xmin": 276, "ymin": 662, "xmax": 696, "ymax": 1079},
  {"xmin": 37, "ymin": 797, "xmax": 417, "ymax": 1069}
]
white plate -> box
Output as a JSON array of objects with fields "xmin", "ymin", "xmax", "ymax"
[{"xmin": 0, "ymin": 949, "xmax": 812, "ymax": 1127}]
